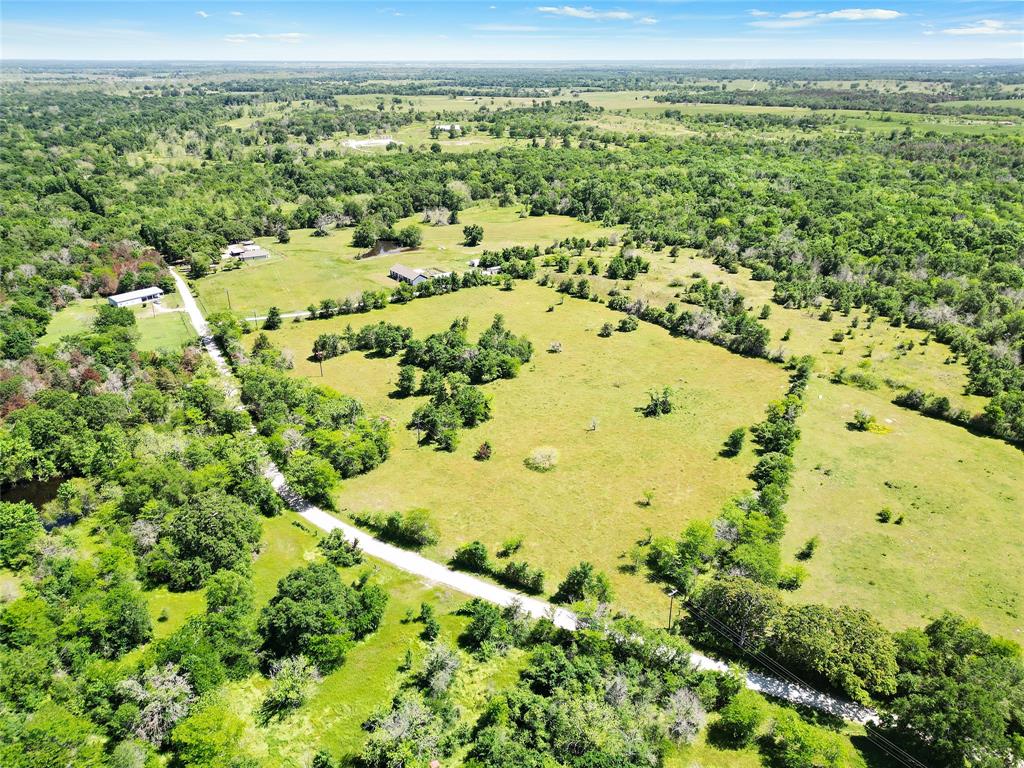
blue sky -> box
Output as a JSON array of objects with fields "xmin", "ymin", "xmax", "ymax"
[{"xmin": 2, "ymin": 1, "xmax": 1021, "ymax": 60}]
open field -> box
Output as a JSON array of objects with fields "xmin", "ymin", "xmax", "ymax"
[
  {"xmin": 260, "ymin": 281, "xmax": 787, "ymax": 622},
  {"xmin": 38, "ymin": 294, "xmax": 196, "ymax": 352},
  {"xmin": 781, "ymin": 377, "xmax": 1024, "ymax": 639},
  {"xmin": 194, "ymin": 203, "xmax": 619, "ymax": 317},
  {"xmin": 564, "ymin": 248, "xmax": 983, "ymax": 413}
]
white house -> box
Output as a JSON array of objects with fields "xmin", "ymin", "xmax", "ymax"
[
  {"xmin": 389, "ymin": 264, "xmax": 452, "ymax": 285},
  {"xmin": 108, "ymin": 286, "xmax": 163, "ymax": 308},
  {"xmin": 224, "ymin": 242, "xmax": 270, "ymax": 261},
  {"xmin": 435, "ymin": 123, "xmax": 461, "ymax": 132}
]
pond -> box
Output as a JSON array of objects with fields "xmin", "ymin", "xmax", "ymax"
[
  {"xmin": 357, "ymin": 239, "xmax": 413, "ymax": 260},
  {"xmin": 0, "ymin": 476, "xmax": 63, "ymax": 510}
]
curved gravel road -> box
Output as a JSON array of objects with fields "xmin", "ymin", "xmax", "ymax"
[{"xmin": 170, "ymin": 268, "xmax": 878, "ymax": 725}]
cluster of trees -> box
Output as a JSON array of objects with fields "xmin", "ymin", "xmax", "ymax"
[
  {"xmin": 449, "ymin": 540, "xmax": 549, "ymax": 595},
  {"xmin": 8, "ymin": 75, "xmax": 1021, "ymax": 414},
  {"xmin": 603, "ymin": 279, "xmax": 773, "ymax": 358},
  {"xmin": 312, "ymin": 320, "xmax": 413, "ymax": 361},
  {"xmin": 235, "ymin": 344, "xmax": 391, "ymax": 503},
  {"xmin": 399, "ymin": 314, "xmax": 533, "ymax": 450}
]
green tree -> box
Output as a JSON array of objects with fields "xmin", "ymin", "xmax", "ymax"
[
  {"xmin": 0, "ymin": 501, "xmax": 42, "ymax": 569},
  {"xmin": 284, "ymin": 450, "xmax": 340, "ymax": 507},
  {"xmin": 263, "ymin": 306, "xmax": 282, "ymax": 331},
  {"xmin": 463, "ymin": 224, "xmax": 484, "ymax": 246},
  {"xmin": 883, "ymin": 613, "xmax": 1024, "ymax": 768},
  {"xmin": 552, "ymin": 561, "xmax": 613, "ymax": 604}
]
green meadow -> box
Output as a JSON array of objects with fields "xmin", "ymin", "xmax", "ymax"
[
  {"xmin": 260, "ymin": 281, "xmax": 787, "ymax": 623},
  {"xmin": 781, "ymin": 376, "xmax": 1024, "ymax": 639},
  {"xmin": 194, "ymin": 203, "xmax": 618, "ymax": 317},
  {"xmin": 38, "ymin": 293, "xmax": 197, "ymax": 353}
]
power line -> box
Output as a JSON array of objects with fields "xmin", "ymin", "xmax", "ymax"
[{"xmin": 683, "ymin": 602, "xmax": 930, "ymax": 768}]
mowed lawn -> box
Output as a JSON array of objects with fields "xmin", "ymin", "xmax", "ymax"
[
  {"xmin": 261, "ymin": 282, "xmax": 787, "ymax": 622},
  {"xmin": 781, "ymin": 377, "xmax": 1024, "ymax": 640},
  {"xmin": 38, "ymin": 294, "xmax": 196, "ymax": 353},
  {"xmin": 194, "ymin": 203, "xmax": 619, "ymax": 318}
]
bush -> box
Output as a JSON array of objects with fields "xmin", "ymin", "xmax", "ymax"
[
  {"xmin": 353, "ymin": 508, "xmax": 440, "ymax": 549},
  {"xmin": 462, "ymin": 224, "xmax": 484, "ymax": 246},
  {"xmin": 552, "ymin": 561, "xmax": 613, "ymax": 604},
  {"xmin": 850, "ymin": 409, "xmax": 876, "ymax": 431},
  {"xmin": 722, "ymin": 427, "xmax": 745, "ymax": 457},
  {"xmin": 713, "ymin": 689, "xmax": 765, "ymax": 747},
  {"xmin": 498, "ymin": 560, "xmax": 545, "ymax": 594},
  {"xmin": 618, "ymin": 315, "xmax": 639, "ymax": 332},
  {"xmin": 317, "ymin": 530, "xmax": 364, "ymax": 567},
  {"xmin": 450, "ymin": 541, "xmax": 490, "ymax": 573},
  {"xmin": 474, "ymin": 441, "xmax": 492, "ymax": 461},
  {"xmin": 524, "ymin": 446, "xmax": 558, "ymax": 472}
]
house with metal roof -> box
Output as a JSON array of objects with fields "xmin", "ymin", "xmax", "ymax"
[{"xmin": 108, "ymin": 286, "xmax": 164, "ymax": 307}]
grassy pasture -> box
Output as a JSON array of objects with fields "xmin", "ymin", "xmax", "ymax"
[
  {"xmin": 573, "ymin": 249, "xmax": 983, "ymax": 413},
  {"xmin": 194, "ymin": 203, "xmax": 618, "ymax": 317},
  {"xmin": 38, "ymin": 294, "xmax": 197, "ymax": 353},
  {"xmin": 260, "ymin": 281, "xmax": 787, "ymax": 622},
  {"xmin": 781, "ymin": 377, "xmax": 1024, "ymax": 639}
]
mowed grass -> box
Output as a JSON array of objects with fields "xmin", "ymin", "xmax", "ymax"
[
  {"xmin": 38, "ymin": 294, "xmax": 196, "ymax": 353},
  {"xmin": 194, "ymin": 203, "xmax": 618, "ymax": 318},
  {"xmin": 781, "ymin": 376, "xmax": 1024, "ymax": 639},
  {"xmin": 261, "ymin": 281, "xmax": 787, "ymax": 622}
]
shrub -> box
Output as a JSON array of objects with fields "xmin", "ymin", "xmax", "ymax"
[
  {"xmin": 796, "ymin": 536, "xmax": 818, "ymax": 560},
  {"xmin": 524, "ymin": 446, "xmax": 558, "ymax": 472},
  {"xmin": 722, "ymin": 427, "xmax": 745, "ymax": 457},
  {"xmin": 598, "ymin": 322, "xmax": 614, "ymax": 337},
  {"xmin": 498, "ymin": 560, "xmax": 545, "ymax": 594},
  {"xmin": 474, "ymin": 441, "xmax": 492, "ymax": 461},
  {"xmin": 850, "ymin": 409, "xmax": 876, "ymax": 431},
  {"xmin": 714, "ymin": 689, "xmax": 765, "ymax": 747},
  {"xmin": 552, "ymin": 561, "xmax": 613, "ymax": 604},
  {"xmin": 450, "ymin": 541, "xmax": 490, "ymax": 573},
  {"xmin": 380, "ymin": 508, "xmax": 439, "ymax": 549},
  {"xmin": 618, "ymin": 315, "xmax": 639, "ymax": 332},
  {"xmin": 317, "ymin": 530, "xmax": 364, "ymax": 567}
]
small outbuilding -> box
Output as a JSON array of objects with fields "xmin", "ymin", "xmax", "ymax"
[{"xmin": 108, "ymin": 286, "xmax": 164, "ymax": 308}]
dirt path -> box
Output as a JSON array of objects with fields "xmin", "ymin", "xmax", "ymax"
[{"xmin": 171, "ymin": 267, "xmax": 879, "ymax": 725}]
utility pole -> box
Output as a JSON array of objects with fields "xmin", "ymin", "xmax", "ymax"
[
  {"xmin": 225, "ymin": 289, "xmax": 232, "ymax": 310},
  {"xmin": 667, "ymin": 588, "xmax": 679, "ymax": 630}
]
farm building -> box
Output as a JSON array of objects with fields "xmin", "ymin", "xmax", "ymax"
[
  {"xmin": 108, "ymin": 286, "xmax": 164, "ymax": 307},
  {"xmin": 434, "ymin": 123, "xmax": 461, "ymax": 132},
  {"xmin": 389, "ymin": 264, "xmax": 452, "ymax": 285},
  {"xmin": 224, "ymin": 242, "xmax": 270, "ymax": 261}
]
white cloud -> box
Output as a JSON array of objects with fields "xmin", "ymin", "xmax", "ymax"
[
  {"xmin": 224, "ymin": 32, "xmax": 309, "ymax": 44},
  {"xmin": 943, "ymin": 19, "xmax": 1019, "ymax": 36},
  {"xmin": 748, "ymin": 9, "xmax": 772, "ymax": 17},
  {"xmin": 474, "ymin": 24, "xmax": 542, "ymax": 32},
  {"xmin": 537, "ymin": 6, "xmax": 635, "ymax": 21},
  {"xmin": 195, "ymin": 10, "xmax": 209, "ymax": 18},
  {"xmin": 751, "ymin": 8, "xmax": 903, "ymax": 28},
  {"xmin": 820, "ymin": 8, "xmax": 903, "ymax": 21},
  {"xmin": 638, "ymin": 16, "xmax": 657, "ymax": 25},
  {"xmin": 230, "ymin": 11, "xmax": 243, "ymax": 16}
]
